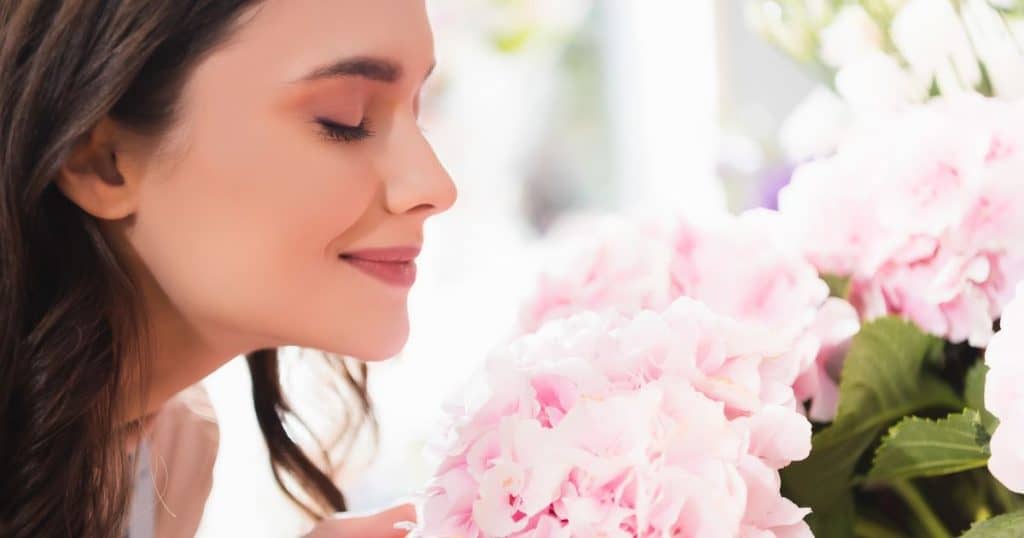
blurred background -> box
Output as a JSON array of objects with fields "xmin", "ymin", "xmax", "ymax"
[{"xmin": 196, "ymin": 1, "xmax": 818, "ymax": 535}]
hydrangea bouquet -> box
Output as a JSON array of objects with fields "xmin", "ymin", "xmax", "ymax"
[
  {"xmin": 409, "ymin": 3, "xmax": 1024, "ymax": 537},
  {"xmin": 412, "ymin": 92, "xmax": 1024, "ymax": 538}
]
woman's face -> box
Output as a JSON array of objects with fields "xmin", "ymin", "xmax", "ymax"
[{"xmin": 114, "ymin": 0, "xmax": 456, "ymax": 361}]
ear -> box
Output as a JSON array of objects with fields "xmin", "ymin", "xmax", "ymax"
[{"xmin": 55, "ymin": 117, "xmax": 140, "ymax": 221}]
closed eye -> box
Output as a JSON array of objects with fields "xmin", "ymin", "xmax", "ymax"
[{"xmin": 315, "ymin": 117, "xmax": 375, "ymax": 143}]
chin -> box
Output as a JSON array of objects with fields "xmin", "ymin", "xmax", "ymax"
[
  {"xmin": 332, "ymin": 321, "xmax": 411, "ymax": 362},
  {"xmin": 352, "ymin": 344, "xmax": 407, "ymax": 361}
]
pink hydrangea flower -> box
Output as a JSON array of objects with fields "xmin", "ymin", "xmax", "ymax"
[
  {"xmin": 667, "ymin": 211, "xmax": 860, "ymax": 421},
  {"xmin": 779, "ymin": 93, "xmax": 1024, "ymax": 347},
  {"xmin": 520, "ymin": 215, "xmax": 675, "ymax": 334},
  {"xmin": 415, "ymin": 298, "xmax": 813, "ymax": 538},
  {"xmin": 521, "ymin": 211, "xmax": 859, "ymax": 421},
  {"xmin": 667, "ymin": 211, "xmax": 826, "ymax": 342},
  {"xmin": 984, "ymin": 281, "xmax": 1024, "ymax": 493}
]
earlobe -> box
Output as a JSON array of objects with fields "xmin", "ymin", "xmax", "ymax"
[{"xmin": 56, "ymin": 122, "xmax": 139, "ymax": 221}]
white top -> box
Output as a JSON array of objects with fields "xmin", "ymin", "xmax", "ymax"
[
  {"xmin": 122, "ymin": 385, "xmax": 220, "ymax": 538},
  {"xmin": 127, "ymin": 439, "xmax": 156, "ymax": 538}
]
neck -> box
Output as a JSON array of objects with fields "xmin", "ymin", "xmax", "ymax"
[
  {"xmin": 137, "ymin": 298, "xmax": 233, "ymax": 418},
  {"xmin": 115, "ymin": 247, "xmax": 266, "ymax": 426},
  {"xmin": 103, "ymin": 221, "xmax": 283, "ymax": 427}
]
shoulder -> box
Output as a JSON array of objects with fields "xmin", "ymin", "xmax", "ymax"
[{"xmin": 147, "ymin": 383, "xmax": 221, "ymax": 538}]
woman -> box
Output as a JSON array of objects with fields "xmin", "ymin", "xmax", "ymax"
[{"xmin": 0, "ymin": 1, "xmax": 457, "ymax": 537}]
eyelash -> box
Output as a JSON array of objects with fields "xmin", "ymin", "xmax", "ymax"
[{"xmin": 315, "ymin": 117, "xmax": 375, "ymax": 143}]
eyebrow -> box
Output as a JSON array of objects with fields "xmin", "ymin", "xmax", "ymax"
[{"xmin": 293, "ymin": 56, "xmax": 436, "ymax": 85}]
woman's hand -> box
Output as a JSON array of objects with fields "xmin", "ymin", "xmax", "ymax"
[{"xmin": 301, "ymin": 502, "xmax": 417, "ymax": 538}]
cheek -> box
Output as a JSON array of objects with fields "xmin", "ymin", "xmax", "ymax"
[{"xmin": 130, "ymin": 112, "xmax": 398, "ymax": 353}]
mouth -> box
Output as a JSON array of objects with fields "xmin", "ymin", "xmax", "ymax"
[{"xmin": 339, "ymin": 246, "xmax": 421, "ymax": 288}]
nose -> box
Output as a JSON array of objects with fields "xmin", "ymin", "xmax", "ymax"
[{"xmin": 382, "ymin": 117, "xmax": 457, "ymax": 218}]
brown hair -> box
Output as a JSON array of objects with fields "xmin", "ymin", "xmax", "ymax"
[{"xmin": 0, "ymin": 2, "xmax": 374, "ymax": 536}]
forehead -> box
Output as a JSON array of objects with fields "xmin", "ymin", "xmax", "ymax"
[{"xmin": 211, "ymin": 0, "xmax": 435, "ymax": 84}]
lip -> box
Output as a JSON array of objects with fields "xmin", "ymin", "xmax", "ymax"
[{"xmin": 339, "ymin": 246, "xmax": 421, "ymax": 287}]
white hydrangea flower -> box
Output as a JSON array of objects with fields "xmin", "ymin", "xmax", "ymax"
[
  {"xmin": 819, "ymin": 5, "xmax": 885, "ymax": 69},
  {"xmin": 891, "ymin": 0, "xmax": 982, "ymax": 95}
]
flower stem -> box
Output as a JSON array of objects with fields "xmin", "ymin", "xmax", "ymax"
[
  {"xmin": 890, "ymin": 480, "xmax": 950, "ymax": 538},
  {"xmin": 991, "ymin": 478, "xmax": 1020, "ymax": 513},
  {"xmin": 854, "ymin": 518, "xmax": 907, "ymax": 538}
]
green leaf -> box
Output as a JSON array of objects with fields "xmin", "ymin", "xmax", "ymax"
[
  {"xmin": 960, "ymin": 510, "xmax": 1024, "ymax": 537},
  {"xmin": 808, "ymin": 495, "xmax": 856, "ymax": 538},
  {"xmin": 832, "ymin": 318, "xmax": 957, "ymax": 425},
  {"xmin": 822, "ymin": 273, "xmax": 852, "ymax": 299},
  {"xmin": 868, "ymin": 410, "xmax": 990, "ymax": 481},
  {"xmin": 965, "ymin": 362, "xmax": 999, "ymax": 435},
  {"xmin": 965, "ymin": 362, "xmax": 987, "ymax": 411},
  {"xmin": 782, "ymin": 317, "xmax": 962, "ymax": 538}
]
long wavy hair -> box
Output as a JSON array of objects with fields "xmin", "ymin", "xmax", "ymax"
[{"xmin": 0, "ymin": 2, "xmax": 374, "ymax": 536}]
